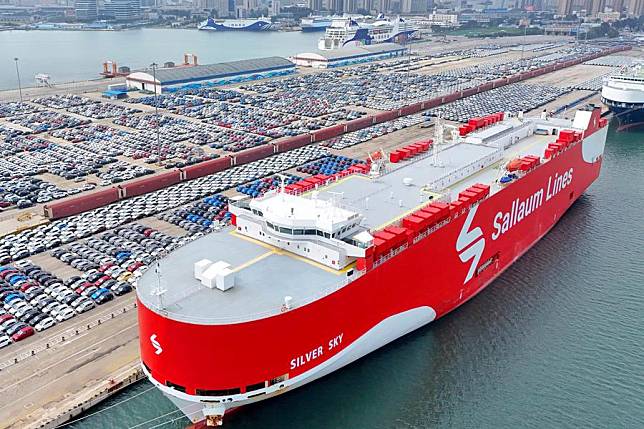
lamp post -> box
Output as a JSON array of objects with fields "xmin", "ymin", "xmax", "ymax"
[
  {"xmin": 150, "ymin": 62, "xmax": 161, "ymax": 164},
  {"xmin": 14, "ymin": 57, "xmax": 23, "ymax": 103}
]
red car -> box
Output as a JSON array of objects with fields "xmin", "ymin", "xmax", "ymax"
[
  {"xmin": 94, "ymin": 276, "xmax": 111, "ymax": 286},
  {"xmin": 75, "ymin": 282, "xmax": 93, "ymax": 294},
  {"xmin": 19, "ymin": 281, "xmax": 39, "ymax": 293},
  {"xmin": 11, "ymin": 326, "xmax": 34, "ymax": 342},
  {"xmin": 127, "ymin": 262, "xmax": 144, "ymax": 273},
  {"xmin": 0, "ymin": 314, "xmax": 15, "ymax": 324},
  {"xmin": 0, "ymin": 270, "xmax": 17, "ymax": 279},
  {"xmin": 98, "ymin": 263, "xmax": 114, "ymax": 273}
]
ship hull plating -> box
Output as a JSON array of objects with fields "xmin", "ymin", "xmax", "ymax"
[{"xmin": 138, "ymin": 126, "xmax": 606, "ymax": 425}]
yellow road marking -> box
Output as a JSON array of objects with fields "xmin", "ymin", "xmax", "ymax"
[{"xmin": 230, "ymin": 229, "xmax": 275, "ymax": 250}]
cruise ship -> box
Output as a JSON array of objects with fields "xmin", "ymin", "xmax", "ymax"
[
  {"xmin": 198, "ymin": 17, "xmax": 272, "ymax": 31},
  {"xmin": 137, "ymin": 106, "xmax": 608, "ymax": 426},
  {"xmin": 301, "ymin": 16, "xmax": 333, "ymax": 32},
  {"xmin": 601, "ymin": 63, "xmax": 644, "ymax": 130},
  {"xmin": 318, "ymin": 16, "xmax": 417, "ymax": 50}
]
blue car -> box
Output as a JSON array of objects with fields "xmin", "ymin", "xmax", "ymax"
[
  {"xmin": 4, "ymin": 293, "xmax": 24, "ymax": 304},
  {"xmin": 90, "ymin": 287, "xmax": 111, "ymax": 300}
]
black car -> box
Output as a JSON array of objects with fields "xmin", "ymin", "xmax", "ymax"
[
  {"xmin": 64, "ymin": 276, "xmax": 81, "ymax": 286},
  {"xmin": 22, "ymin": 309, "xmax": 41, "ymax": 324},
  {"xmin": 113, "ymin": 283, "xmax": 132, "ymax": 296},
  {"xmin": 5, "ymin": 321, "xmax": 27, "ymax": 336},
  {"xmin": 30, "ymin": 312, "xmax": 49, "ymax": 326},
  {"xmin": 95, "ymin": 292, "xmax": 114, "ymax": 305},
  {"xmin": 62, "ymin": 293, "xmax": 81, "ymax": 306},
  {"xmin": 25, "ymin": 287, "xmax": 45, "ymax": 301},
  {"xmin": 36, "ymin": 297, "xmax": 56, "ymax": 309},
  {"xmin": 86, "ymin": 273, "xmax": 103, "ymax": 283}
]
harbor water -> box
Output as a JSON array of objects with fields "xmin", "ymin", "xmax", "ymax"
[
  {"xmin": 0, "ymin": 29, "xmax": 321, "ymax": 90},
  {"xmin": 70, "ymin": 122, "xmax": 644, "ymax": 428}
]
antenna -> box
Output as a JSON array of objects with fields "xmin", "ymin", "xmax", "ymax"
[{"xmin": 152, "ymin": 262, "xmax": 167, "ymax": 310}]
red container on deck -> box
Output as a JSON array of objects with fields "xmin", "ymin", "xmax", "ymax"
[
  {"xmin": 389, "ymin": 151, "xmax": 401, "ymax": 163},
  {"xmin": 459, "ymin": 125, "xmax": 469, "ymax": 136},
  {"xmin": 450, "ymin": 200, "xmax": 465, "ymax": 215},
  {"xmin": 402, "ymin": 215, "xmax": 424, "ymax": 233},
  {"xmin": 412, "ymin": 210, "xmax": 432, "ymax": 227},
  {"xmin": 468, "ymin": 118, "xmax": 479, "ymax": 128},
  {"xmin": 399, "ymin": 149, "xmax": 411, "ymax": 160}
]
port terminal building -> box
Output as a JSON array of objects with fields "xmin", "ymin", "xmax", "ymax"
[
  {"xmin": 291, "ymin": 43, "xmax": 407, "ymax": 69},
  {"xmin": 125, "ymin": 56, "xmax": 295, "ymax": 94}
]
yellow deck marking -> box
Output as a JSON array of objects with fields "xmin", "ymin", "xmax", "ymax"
[
  {"xmin": 230, "ymin": 229, "xmax": 354, "ymax": 275},
  {"xmin": 232, "ymin": 250, "xmax": 275, "ymax": 273}
]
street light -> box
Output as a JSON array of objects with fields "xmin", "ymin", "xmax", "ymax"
[
  {"xmin": 150, "ymin": 62, "xmax": 161, "ymax": 165},
  {"xmin": 14, "ymin": 57, "xmax": 23, "ymax": 103}
]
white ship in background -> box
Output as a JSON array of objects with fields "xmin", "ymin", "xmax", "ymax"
[
  {"xmin": 198, "ymin": 17, "xmax": 272, "ymax": 31},
  {"xmin": 318, "ymin": 15, "xmax": 417, "ymax": 50},
  {"xmin": 301, "ymin": 16, "xmax": 333, "ymax": 32}
]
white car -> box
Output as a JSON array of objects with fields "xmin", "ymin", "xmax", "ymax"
[
  {"xmin": 8, "ymin": 301, "xmax": 30, "ymax": 315},
  {"xmin": 75, "ymin": 300, "xmax": 95, "ymax": 314},
  {"xmin": 55, "ymin": 306, "xmax": 75, "ymax": 322},
  {"xmin": 56, "ymin": 289, "xmax": 76, "ymax": 300},
  {"xmin": 45, "ymin": 283, "xmax": 64, "ymax": 294},
  {"xmin": 0, "ymin": 335, "xmax": 11, "ymax": 348},
  {"xmin": 14, "ymin": 305, "xmax": 34, "ymax": 319},
  {"xmin": 42, "ymin": 302, "xmax": 61, "ymax": 315},
  {"xmin": 13, "ymin": 259, "xmax": 33, "ymax": 269},
  {"xmin": 1, "ymin": 318, "xmax": 17, "ymax": 332},
  {"xmin": 35, "ymin": 317, "xmax": 56, "ymax": 332}
]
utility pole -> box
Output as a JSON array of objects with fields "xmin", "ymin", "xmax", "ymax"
[
  {"xmin": 150, "ymin": 62, "xmax": 161, "ymax": 164},
  {"xmin": 14, "ymin": 57, "xmax": 23, "ymax": 103}
]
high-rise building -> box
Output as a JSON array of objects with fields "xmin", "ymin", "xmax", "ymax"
[
  {"xmin": 329, "ymin": 0, "xmax": 344, "ymax": 12},
  {"xmin": 271, "ymin": 0, "xmax": 280, "ymax": 15},
  {"xmin": 590, "ymin": 0, "xmax": 606, "ymax": 14},
  {"xmin": 626, "ymin": 0, "xmax": 643, "ymax": 14},
  {"xmin": 557, "ymin": 0, "xmax": 574, "ymax": 14},
  {"xmin": 308, "ymin": 0, "xmax": 323, "ymax": 10},
  {"xmin": 75, "ymin": 0, "xmax": 97, "ymax": 20},
  {"xmin": 107, "ymin": 0, "xmax": 141, "ymax": 21}
]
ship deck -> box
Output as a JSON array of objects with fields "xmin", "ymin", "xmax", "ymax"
[{"xmin": 137, "ymin": 124, "xmax": 557, "ymax": 324}]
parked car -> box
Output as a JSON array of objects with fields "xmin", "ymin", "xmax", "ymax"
[
  {"xmin": 34, "ymin": 317, "xmax": 56, "ymax": 332},
  {"xmin": 11, "ymin": 326, "xmax": 34, "ymax": 342},
  {"xmin": 0, "ymin": 334, "xmax": 11, "ymax": 348}
]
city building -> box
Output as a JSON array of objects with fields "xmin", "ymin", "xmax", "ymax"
[
  {"xmin": 126, "ymin": 57, "xmax": 295, "ymax": 94},
  {"xmin": 75, "ymin": 0, "xmax": 97, "ymax": 21},
  {"xmin": 426, "ymin": 13, "xmax": 458, "ymax": 27},
  {"xmin": 106, "ymin": 0, "xmax": 141, "ymax": 21}
]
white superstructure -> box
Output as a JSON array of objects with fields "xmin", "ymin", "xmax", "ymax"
[{"xmin": 318, "ymin": 16, "xmax": 416, "ymax": 50}]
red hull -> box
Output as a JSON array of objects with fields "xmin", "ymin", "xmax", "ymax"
[{"xmin": 138, "ymin": 126, "xmax": 605, "ymax": 399}]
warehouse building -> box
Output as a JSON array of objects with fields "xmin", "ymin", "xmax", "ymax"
[
  {"xmin": 291, "ymin": 43, "xmax": 407, "ymax": 69},
  {"xmin": 125, "ymin": 56, "xmax": 295, "ymax": 94}
]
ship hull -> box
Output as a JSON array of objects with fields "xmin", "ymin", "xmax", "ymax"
[
  {"xmin": 604, "ymin": 103, "xmax": 644, "ymax": 131},
  {"xmin": 138, "ymin": 125, "xmax": 607, "ymax": 425}
]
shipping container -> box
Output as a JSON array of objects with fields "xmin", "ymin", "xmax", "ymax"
[
  {"xmin": 399, "ymin": 102, "xmax": 423, "ymax": 116},
  {"xmin": 389, "ymin": 151, "xmax": 401, "ymax": 163},
  {"xmin": 120, "ymin": 171, "xmax": 182, "ymax": 198},
  {"xmin": 402, "ymin": 215, "xmax": 423, "ymax": 233},
  {"xmin": 311, "ymin": 124, "xmax": 345, "ymax": 143},
  {"xmin": 372, "ymin": 111, "xmax": 398, "ymax": 125},
  {"xmin": 182, "ymin": 157, "xmax": 232, "ymax": 180},
  {"xmin": 44, "ymin": 187, "xmax": 120, "ymax": 219},
  {"xmin": 234, "ymin": 145, "xmax": 275, "ymax": 166},
  {"xmin": 345, "ymin": 116, "xmax": 375, "ymax": 132},
  {"xmin": 274, "ymin": 134, "xmax": 312, "ymax": 153}
]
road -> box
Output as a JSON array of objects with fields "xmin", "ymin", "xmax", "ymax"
[{"xmin": 0, "ymin": 296, "xmax": 139, "ymax": 428}]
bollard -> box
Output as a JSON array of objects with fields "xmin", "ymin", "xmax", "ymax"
[
  {"xmin": 46, "ymin": 343, "xmax": 49, "ymax": 349},
  {"xmin": 122, "ymin": 308, "xmax": 126, "ymax": 313},
  {"xmin": 14, "ymin": 358, "xmax": 18, "ymax": 363},
  {"xmin": 111, "ymin": 313, "xmax": 114, "ymax": 319},
  {"xmin": 62, "ymin": 336, "xmax": 65, "ymax": 341},
  {"xmin": 76, "ymin": 329, "xmax": 79, "ymax": 335},
  {"xmin": 88, "ymin": 324, "xmax": 90, "ymax": 329},
  {"xmin": 31, "ymin": 350, "xmax": 35, "ymax": 356},
  {"xmin": 98, "ymin": 319, "xmax": 101, "ymax": 325},
  {"xmin": 134, "ymin": 302, "xmax": 137, "ymax": 308}
]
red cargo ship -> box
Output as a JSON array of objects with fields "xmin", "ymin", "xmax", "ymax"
[{"xmin": 137, "ymin": 106, "xmax": 608, "ymax": 426}]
